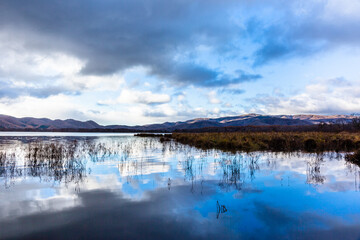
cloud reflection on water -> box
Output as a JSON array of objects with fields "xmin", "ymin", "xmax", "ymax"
[{"xmin": 1, "ymin": 135, "xmax": 360, "ymax": 239}]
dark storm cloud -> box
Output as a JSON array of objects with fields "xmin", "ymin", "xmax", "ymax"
[
  {"xmin": 0, "ymin": 0, "xmax": 358, "ymax": 89},
  {"xmin": 0, "ymin": 0, "xmax": 248, "ymax": 87},
  {"xmin": 153, "ymin": 64, "xmax": 262, "ymax": 87}
]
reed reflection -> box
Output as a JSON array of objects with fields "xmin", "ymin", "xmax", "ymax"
[
  {"xmin": 0, "ymin": 136, "xmax": 359, "ymax": 193},
  {"xmin": 0, "ymin": 138, "xmax": 122, "ymax": 189},
  {"xmin": 306, "ymin": 154, "xmax": 326, "ymax": 185}
]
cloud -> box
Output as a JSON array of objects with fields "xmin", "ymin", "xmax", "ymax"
[
  {"xmin": 143, "ymin": 104, "xmax": 177, "ymax": 118},
  {"xmin": 0, "ymin": 0, "xmax": 248, "ymax": 88},
  {"xmin": 0, "ymin": 0, "xmax": 265, "ymax": 90},
  {"xmin": 218, "ymin": 88, "xmax": 245, "ymax": 95},
  {"xmin": 201, "ymin": 71, "xmax": 262, "ymax": 87},
  {"xmin": 0, "ymin": 37, "xmax": 125, "ymax": 99},
  {"xmin": 247, "ymin": 77, "xmax": 360, "ymax": 115},
  {"xmin": 0, "ymin": 95, "xmax": 88, "ymax": 121},
  {"xmin": 0, "ymin": 0, "xmax": 358, "ymax": 90},
  {"xmin": 143, "ymin": 104, "xmax": 238, "ymax": 121},
  {"xmin": 98, "ymin": 89, "xmax": 171, "ymax": 106},
  {"xmin": 149, "ymin": 62, "xmax": 262, "ymax": 87},
  {"xmin": 245, "ymin": 0, "xmax": 360, "ymax": 66},
  {"xmin": 0, "ymin": 81, "xmax": 80, "ymax": 99},
  {"xmin": 0, "ymin": 0, "xmax": 359, "ymax": 124},
  {"xmin": 207, "ymin": 91, "xmax": 221, "ymax": 104}
]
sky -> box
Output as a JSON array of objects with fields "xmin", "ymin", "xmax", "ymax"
[{"xmin": 0, "ymin": 0, "xmax": 360, "ymax": 125}]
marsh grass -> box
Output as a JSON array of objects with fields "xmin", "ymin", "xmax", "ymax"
[{"xmin": 171, "ymin": 132, "xmax": 360, "ymax": 152}]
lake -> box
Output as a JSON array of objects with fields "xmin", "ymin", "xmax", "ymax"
[{"xmin": 0, "ymin": 133, "xmax": 360, "ymax": 239}]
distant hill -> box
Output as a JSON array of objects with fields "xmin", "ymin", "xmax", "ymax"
[
  {"xmin": 0, "ymin": 114, "xmax": 102, "ymax": 130},
  {"xmin": 0, "ymin": 114, "xmax": 357, "ymax": 131},
  {"xmin": 128, "ymin": 114, "xmax": 356, "ymax": 131}
]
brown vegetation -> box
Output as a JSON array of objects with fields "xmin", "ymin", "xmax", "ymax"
[{"xmin": 171, "ymin": 132, "xmax": 360, "ymax": 152}]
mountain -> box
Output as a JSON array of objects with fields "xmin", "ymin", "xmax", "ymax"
[
  {"xmin": 0, "ymin": 114, "xmax": 102, "ymax": 130},
  {"xmin": 131, "ymin": 114, "xmax": 356, "ymax": 131},
  {"xmin": 0, "ymin": 114, "xmax": 357, "ymax": 131}
]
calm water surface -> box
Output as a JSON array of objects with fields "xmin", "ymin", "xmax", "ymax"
[{"xmin": 0, "ymin": 133, "xmax": 360, "ymax": 239}]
